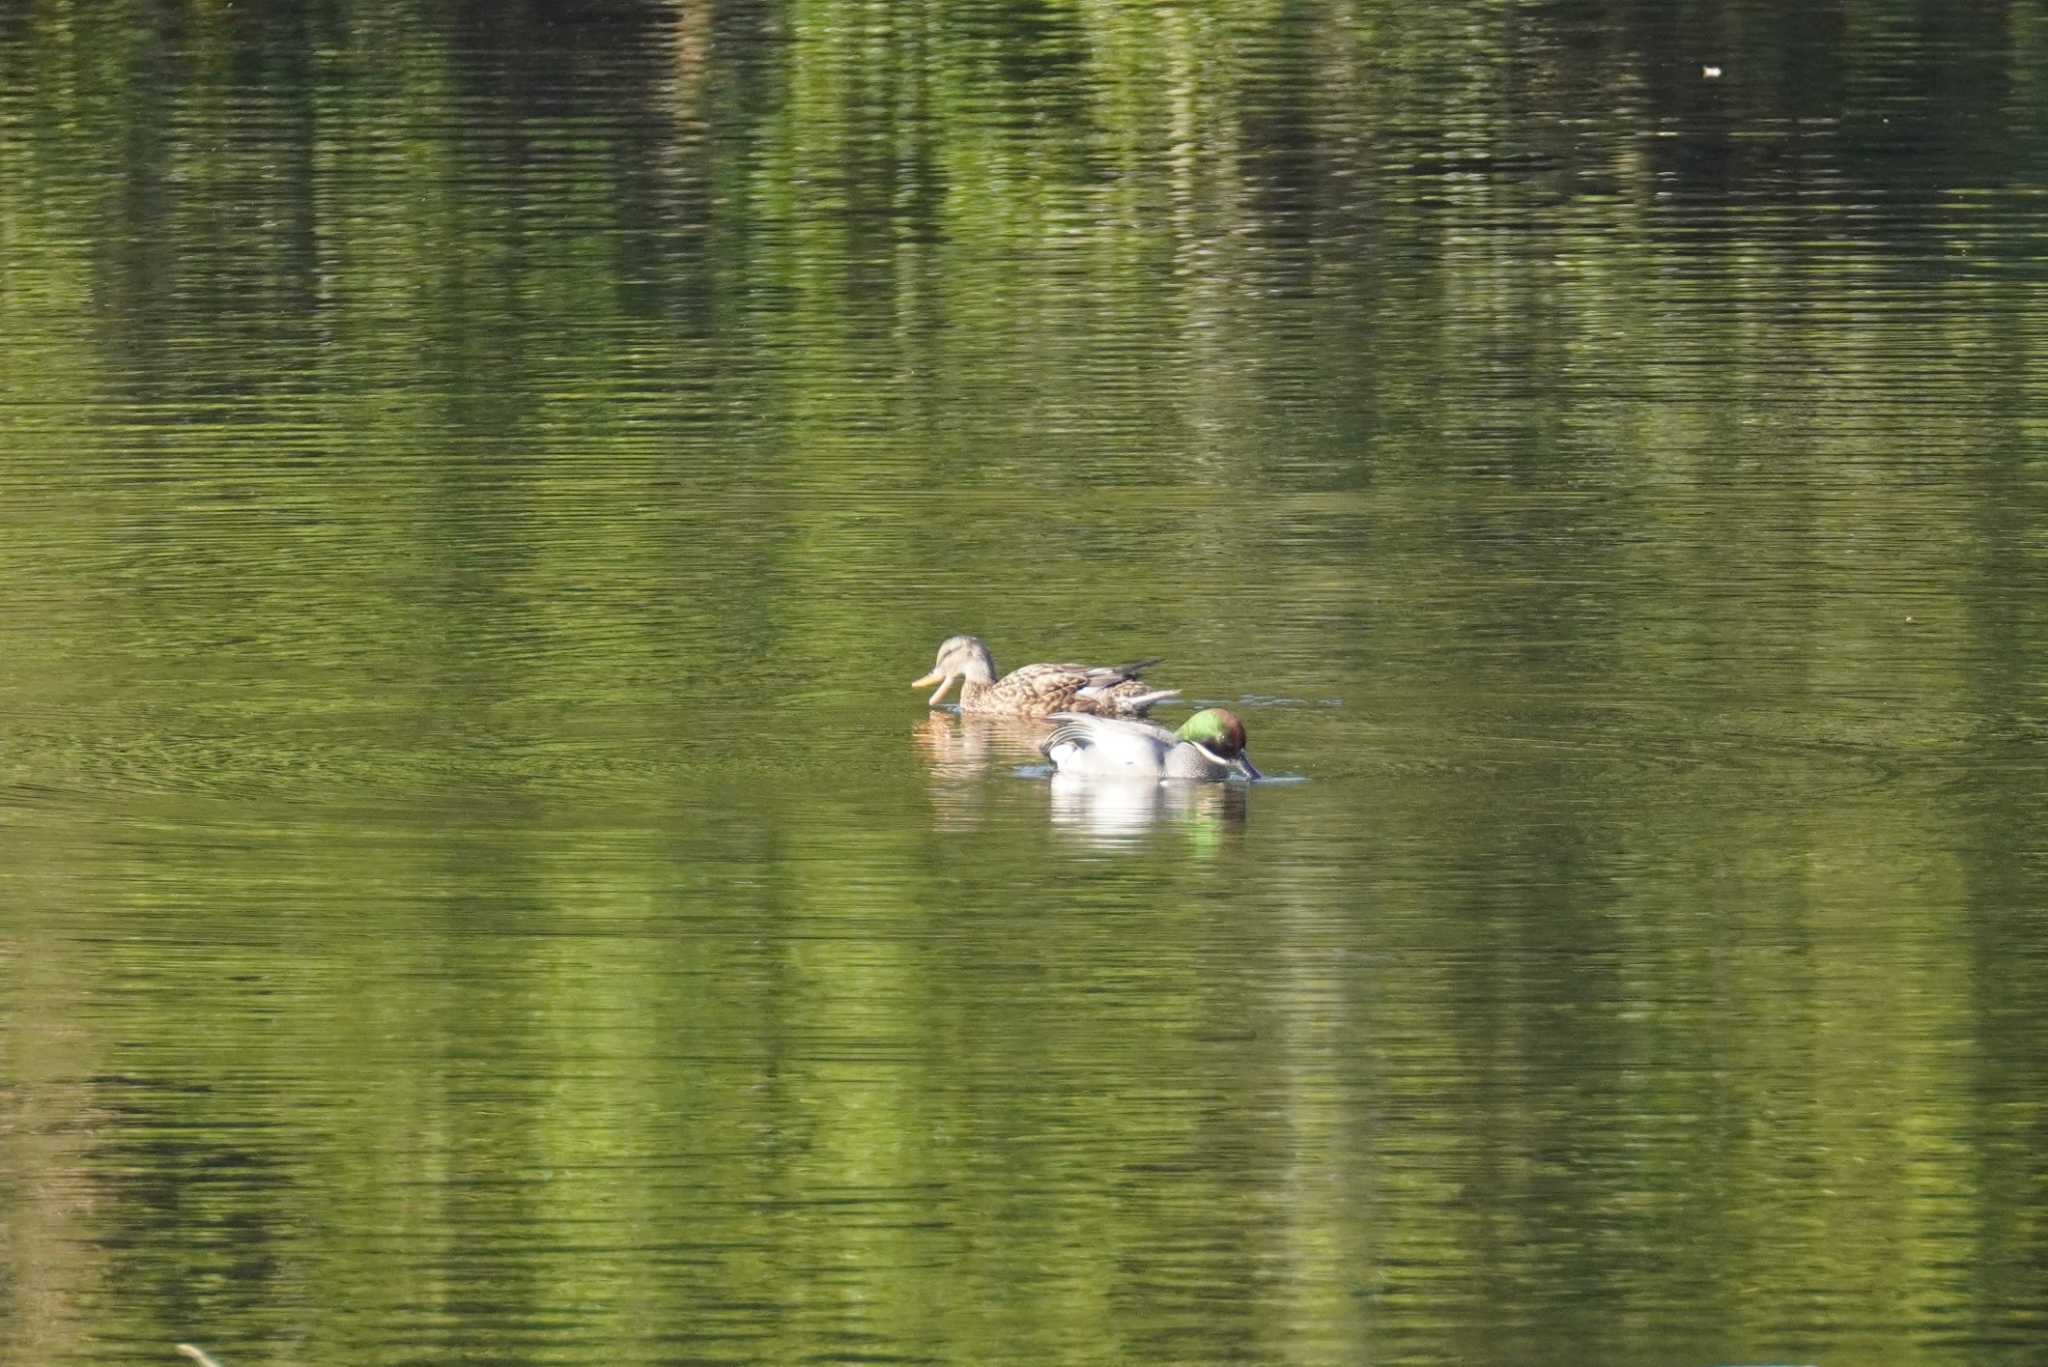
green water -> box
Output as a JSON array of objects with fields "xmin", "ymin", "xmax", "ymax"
[{"xmin": 4, "ymin": 2, "xmax": 2047, "ymax": 1365}]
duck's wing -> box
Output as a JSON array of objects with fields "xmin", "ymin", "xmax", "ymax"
[
  {"xmin": 1039, "ymin": 712, "xmax": 1177, "ymax": 770},
  {"xmin": 1070, "ymin": 658, "xmax": 1178, "ymax": 715},
  {"xmin": 998, "ymin": 657, "xmax": 1178, "ymax": 716},
  {"xmin": 988, "ymin": 661, "xmax": 1097, "ymax": 713}
]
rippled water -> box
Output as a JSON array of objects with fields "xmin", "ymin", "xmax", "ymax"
[{"xmin": 4, "ymin": 2, "xmax": 2048, "ymax": 1365}]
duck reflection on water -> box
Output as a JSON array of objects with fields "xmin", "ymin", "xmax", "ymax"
[
  {"xmin": 913, "ymin": 711, "xmax": 1058, "ymax": 830},
  {"xmin": 912, "ymin": 710, "xmax": 1052, "ymax": 778},
  {"xmin": 1046, "ymin": 769, "xmax": 1248, "ymax": 846}
]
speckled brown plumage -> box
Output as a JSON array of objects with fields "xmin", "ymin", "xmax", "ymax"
[{"xmin": 912, "ymin": 635, "xmax": 1178, "ymax": 718}]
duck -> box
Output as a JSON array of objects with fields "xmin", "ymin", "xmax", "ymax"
[
  {"xmin": 1040, "ymin": 707, "xmax": 1262, "ymax": 781},
  {"xmin": 912, "ymin": 634, "xmax": 1178, "ymax": 717}
]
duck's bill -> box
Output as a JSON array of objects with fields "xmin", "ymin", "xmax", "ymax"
[
  {"xmin": 912, "ymin": 671, "xmax": 957, "ymax": 706},
  {"xmin": 1234, "ymin": 755, "xmax": 1263, "ymax": 781}
]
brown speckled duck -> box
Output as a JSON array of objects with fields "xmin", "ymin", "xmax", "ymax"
[{"xmin": 911, "ymin": 634, "xmax": 1178, "ymax": 718}]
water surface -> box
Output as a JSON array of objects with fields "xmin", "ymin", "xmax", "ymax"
[{"xmin": 4, "ymin": 3, "xmax": 2047, "ymax": 1365}]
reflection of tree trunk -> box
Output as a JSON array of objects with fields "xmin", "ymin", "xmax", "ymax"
[
  {"xmin": 6, "ymin": 917, "xmax": 106, "ymax": 1366},
  {"xmin": 675, "ymin": 0, "xmax": 711, "ymax": 115}
]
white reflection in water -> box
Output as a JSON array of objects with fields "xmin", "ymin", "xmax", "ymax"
[{"xmin": 1045, "ymin": 771, "xmax": 1247, "ymax": 847}]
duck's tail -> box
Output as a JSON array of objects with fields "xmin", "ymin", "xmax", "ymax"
[
  {"xmin": 1113, "ymin": 687, "xmax": 1180, "ymax": 715},
  {"xmin": 1040, "ymin": 718, "xmax": 1094, "ymax": 766}
]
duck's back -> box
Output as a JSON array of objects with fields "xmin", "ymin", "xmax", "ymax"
[
  {"xmin": 973, "ymin": 659, "xmax": 1174, "ymax": 717},
  {"xmin": 1040, "ymin": 713, "xmax": 1179, "ymax": 773}
]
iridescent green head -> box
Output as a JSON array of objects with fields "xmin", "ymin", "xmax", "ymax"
[{"xmin": 1174, "ymin": 708, "xmax": 1260, "ymax": 779}]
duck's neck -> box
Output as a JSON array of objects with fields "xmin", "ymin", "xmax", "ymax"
[
  {"xmin": 959, "ymin": 647, "xmax": 998, "ymax": 686},
  {"xmin": 1165, "ymin": 741, "xmax": 1219, "ymax": 780}
]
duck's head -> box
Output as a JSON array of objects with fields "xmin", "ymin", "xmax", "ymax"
[
  {"xmin": 1175, "ymin": 707, "xmax": 1261, "ymax": 780},
  {"xmin": 910, "ymin": 634, "xmax": 998, "ymax": 705}
]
